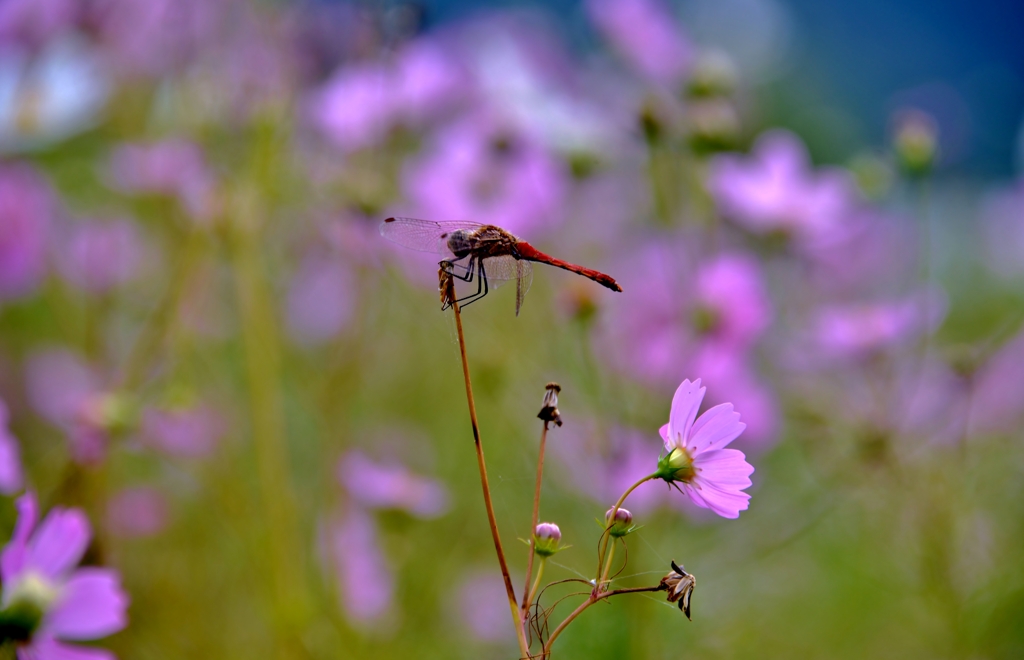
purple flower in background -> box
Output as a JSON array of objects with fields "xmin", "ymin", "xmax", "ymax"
[
  {"xmin": 586, "ymin": 0, "xmax": 693, "ymax": 85},
  {"xmin": 656, "ymin": 379, "xmax": 754, "ymax": 519},
  {"xmin": 690, "ymin": 346, "xmax": 779, "ymax": 450},
  {"xmin": 285, "ymin": 254, "xmax": 354, "ymax": 346},
  {"xmin": 325, "ymin": 507, "xmax": 393, "ymax": 626},
  {"xmin": 0, "ymin": 493, "xmax": 128, "ymax": 658},
  {"xmin": 453, "ymin": 568, "xmax": 516, "ymax": 644},
  {"xmin": 0, "ymin": 398, "xmax": 24, "ymax": 494},
  {"xmin": 0, "ymin": 164, "xmax": 53, "ymax": 302},
  {"xmin": 337, "ymin": 451, "xmax": 449, "ymax": 519},
  {"xmin": 812, "ymin": 290, "xmax": 946, "ymax": 359},
  {"xmin": 599, "ymin": 242, "xmax": 771, "ymax": 387},
  {"xmin": 308, "ymin": 39, "xmax": 465, "ymax": 152},
  {"xmin": 0, "ymin": 0, "xmax": 78, "ymax": 51},
  {"xmin": 709, "ymin": 130, "xmax": 855, "ymax": 247},
  {"xmin": 89, "ymin": 0, "xmax": 223, "ymax": 78},
  {"xmin": 402, "ymin": 112, "xmax": 567, "ymax": 238},
  {"xmin": 56, "ymin": 219, "xmax": 142, "ymax": 294},
  {"xmin": 971, "ymin": 329, "xmax": 1024, "ymax": 435},
  {"xmin": 106, "ymin": 487, "xmax": 169, "ymax": 538},
  {"xmin": 140, "ymin": 406, "xmax": 222, "ymax": 459},
  {"xmin": 24, "ymin": 349, "xmax": 117, "ymax": 464},
  {"xmin": 107, "ymin": 140, "xmax": 216, "ymax": 221}
]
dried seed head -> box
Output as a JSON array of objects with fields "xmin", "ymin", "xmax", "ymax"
[
  {"xmin": 537, "ymin": 382, "xmax": 562, "ymax": 427},
  {"xmin": 659, "ymin": 560, "xmax": 696, "ymax": 620}
]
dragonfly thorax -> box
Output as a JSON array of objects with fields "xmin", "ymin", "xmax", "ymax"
[{"xmin": 445, "ymin": 230, "xmax": 475, "ymax": 258}]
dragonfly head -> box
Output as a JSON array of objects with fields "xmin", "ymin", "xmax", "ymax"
[{"xmin": 444, "ymin": 230, "xmax": 474, "ymax": 259}]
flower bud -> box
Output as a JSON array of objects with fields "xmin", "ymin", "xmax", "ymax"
[
  {"xmin": 685, "ymin": 51, "xmax": 738, "ymax": 99},
  {"xmin": 892, "ymin": 109, "xmax": 938, "ymax": 176},
  {"xmin": 655, "ymin": 447, "xmax": 695, "ymax": 483},
  {"xmin": 604, "ymin": 507, "xmax": 634, "ymax": 538},
  {"xmin": 533, "ymin": 522, "xmax": 563, "ymax": 557}
]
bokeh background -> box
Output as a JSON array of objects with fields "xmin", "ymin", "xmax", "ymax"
[{"xmin": 1, "ymin": 0, "xmax": 1023, "ymax": 658}]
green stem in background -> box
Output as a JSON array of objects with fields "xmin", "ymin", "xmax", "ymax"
[
  {"xmin": 448, "ymin": 293, "xmax": 532, "ymax": 659},
  {"xmin": 527, "ymin": 557, "xmax": 547, "ymax": 612},
  {"xmin": 596, "ymin": 474, "xmax": 656, "ymax": 586},
  {"xmin": 521, "ymin": 421, "xmax": 550, "ymax": 616},
  {"xmin": 120, "ymin": 225, "xmax": 204, "ymax": 391},
  {"xmin": 228, "ymin": 190, "xmax": 307, "ymax": 659}
]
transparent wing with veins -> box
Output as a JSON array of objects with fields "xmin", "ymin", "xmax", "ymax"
[{"xmin": 381, "ymin": 216, "xmax": 533, "ymax": 313}]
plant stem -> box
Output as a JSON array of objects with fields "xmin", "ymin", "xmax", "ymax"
[
  {"xmin": 450, "ymin": 299, "xmax": 532, "ymax": 659},
  {"xmin": 541, "ymin": 585, "xmax": 664, "ymax": 657},
  {"xmin": 528, "ymin": 557, "xmax": 547, "ymax": 610},
  {"xmin": 521, "ymin": 421, "xmax": 550, "ymax": 614},
  {"xmin": 228, "ymin": 191, "xmax": 307, "ymax": 659},
  {"xmin": 596, "ymin": 474, "xmax": 656, "ymax": 585}
]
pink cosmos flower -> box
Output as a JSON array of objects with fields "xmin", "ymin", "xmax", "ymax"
[
  {"xmin": 812, "ymin": 290, "xmax": 946, "ymax": 359},
  {"xmin": 336, "ymin": 451, "xmax": 449, "ymax": 519},
  {"xmin": 0, "ymin": 164, "xmax": 53, "ymax": 302},
  {"xmin": 586, "ymin": 0, "xmax": 693, "ymax": 85},
  {"xmin": 56, "ymin": 219, "xmax": 143, "ymax": 294},
  {"xmin": 708, "ymin": 130, "xmax": 855, "ymax": 248},
  {"xmin": 107, "ymin": 140, "xmax": 217, "ymax": 222},
  {"xmin": 325, "ymin": 506, "xmax": 393, "ymax": 626},
  {"xmin": 1, "ymin": 493, "xmax": 128, "ymax": 659},
  {"xmin": 656, "ymin": 379, "xmax": 754, "ymax": 519},
  {"xmin": 401, "ymin": 112, "xmax": 567, "ymax": 238},
  {"xmin": 0, "ymin": 398, "xmax": 24, "ymax": 494}
]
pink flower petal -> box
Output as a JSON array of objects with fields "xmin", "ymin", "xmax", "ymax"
[
  {"xmin": 667, "ymin": 379, "xmax": 704, "ymax": 448},
  {"xmin": 2, "ymin": 492, "xmax": 37, "ymax": 580},
  {"xmin": 688, "ymin": 403, "xmax": 745, "ymax": 454},
  {"xmin": 26, "ymin": 508, "xmax": 90, "ymax": 580},
  {"xmin": 18, "ymin": 636, "xmax": 116, "ymax": 660},
  {"xmin": 46, "ymin": 568, "xmax": 128, "ymax": 640},
  {"xmin": 693, "ymin": 449, "xmax": 755, "ymax": 487}
]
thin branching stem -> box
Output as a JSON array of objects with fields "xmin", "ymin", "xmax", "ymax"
[
  {"xmin": 541, "ymin": 585, "xmax": 665, "ymax": 657},
  {"xmin": 596, "ymin": 474, "xmax": 657, "ymax": 586},
  {"xmin": 522, "ymin": 421, "xmax": 550, "ymax": 614},
  {"xmin": 450, "ymin": 297, "xmax": 532, "ymax": 659}
]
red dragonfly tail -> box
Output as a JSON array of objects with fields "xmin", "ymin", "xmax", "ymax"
[{"xmin": 516, "ymin": 242, "xmax": 623, "ymax": 292}]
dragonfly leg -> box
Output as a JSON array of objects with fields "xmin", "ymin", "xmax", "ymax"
[
  {"xmin": 447, "ymin": 255, "xmax": 476, "ymax": 283},
  {"xmin": 455, "ymin": 258, "xmax": 489, "ymax": 308}
]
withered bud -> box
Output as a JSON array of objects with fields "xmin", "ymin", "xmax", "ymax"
[
  {"xmin": 438, "ymin": 260, "xmax": 455, "ymax": 310},
  {"xmin": 538, "ymin": 382, "xmax": 562, "ymax": 427},
  {"xmin": 659, "ymin": 560, "xmax": 695, "ymax": 620}
]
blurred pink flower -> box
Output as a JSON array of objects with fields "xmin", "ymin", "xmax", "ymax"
[
  {"xmin": 453, "ymin": 568, "xmax": 516, "ymax": 644},
  {"xmin": 401, "ymin": 112, "xmax": 567, "ymax": 238},
  {"xmin": 2, "ymin": 493, "xmax": 129, "ymax": 658},
  {"xmin": 0, "ymin": 398, "xmax": 24, "ymax": 494},
  {"xmin": 107, "ymin": 140, "xmax": 216, "ymax": 221},
  {"xmin": 599, "ymin": 242, "xmax": 772, "ymax": 390},
  {"xmin": 56, "ymin": 219, "xmax": 143, "ymax": 294},
  {"xmin": 284, "ymin": 254, "xmax": 354, "ymax": 346},
  {"xmin": 657, "ymin": 378, "xmax": 753, "ymax": 519},
  {"xmin": 337, "ymin": 450, "xmax": 449, "ymax": 519},
  {"xmin": 89, "ymin": 0, "xmax": 224, "ymax": 77},
  {"xmin": 971, "ymin": 329, "xmax": 1024, "ymax": 435},
  {"xmin": 106, "ymin": 487, "xmax": 169, "ymax": 538},
  {"xmin": 0, "ymin": 0, "xmax": 77, "ymax": 51},
  {"xmin": 24, "ymin": 349, "xmax": 108, "ymax": 464},
  {"xmin": 586, "ymin": 0, "xmax": 693, "ymax": 85},
  {"xmin": 140, "ymin": 406, "xmax": 222, "ymax": 459},
  {"xmin": 812, "ymin": 290, "xmax": 946, "ymax": 358},
  {"xmin": 709, "ymin": 130, "xmax": 855, "ymax": 247},
  {"xmin": 308, "ymin": 39, "xmax": 465, "ymax": 152},
  {"xmin": 691, "ymin": 346, "xmax": 779, "ymax": 450},
  {"xmin": 0, "ymin": 164, "xmax": 53, "ymax": 302},
  {"xmin": 326, "ymin": 506, "xmax": 393, "ymax": 626}
]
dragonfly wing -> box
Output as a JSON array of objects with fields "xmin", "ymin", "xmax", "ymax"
[
  {"xmin": 380, "ymin": 217, "xmax": 486, "ymax": 255},
  {"xmin": 515, "ymin": 259, "xmax": 533, "ymax": 316}
]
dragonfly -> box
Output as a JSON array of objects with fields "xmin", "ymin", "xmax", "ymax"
[{"xmin": 380, "ymin": 217, "xmax": 622, "ymax": 315}]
